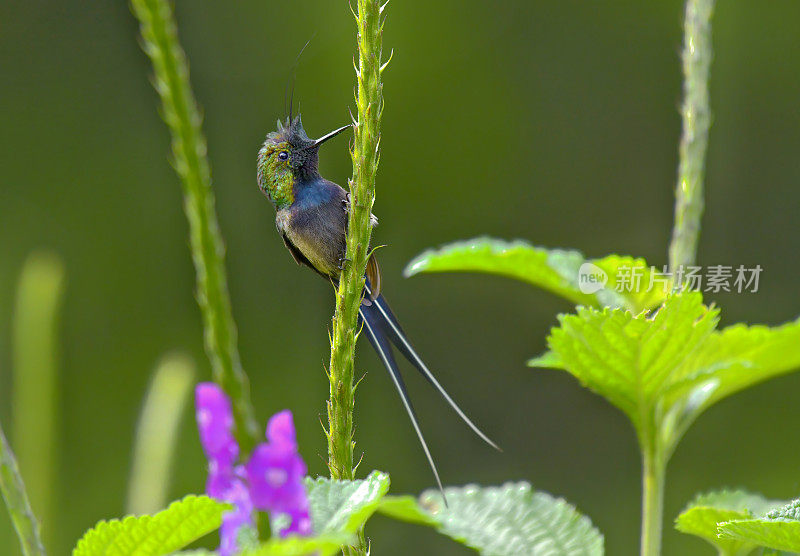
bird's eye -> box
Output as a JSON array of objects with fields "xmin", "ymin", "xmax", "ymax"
[{"xmin": 278, "ymin": 151, "xmax": 289, "ymax": 161}]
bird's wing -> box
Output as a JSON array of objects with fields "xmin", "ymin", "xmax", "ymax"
[
  {"xmin": 281, "ymin": 232, "xmax": 330, "ymax": 279},
  {"xmin": 281, "ymin": 233, "xmax": 308, "ymax": 266}
]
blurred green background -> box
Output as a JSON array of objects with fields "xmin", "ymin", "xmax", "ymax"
[{"xmin": 2, "ymin": 1, "xmax": 799, "ymax": 554}]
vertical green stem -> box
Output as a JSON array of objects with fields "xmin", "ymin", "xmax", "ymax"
[
  {"xmin": 326, "ymin": 0, "xmax": 385, "ymax": 553},
  {"xmin": 654, "ymin": 0, "xmax": 714, "ymax": 552},
  {"xmin": 0, "ymin": 423, "xmax": 46, "ymax": 556},
  {"xmin": 130, "ymin": 0, "xmax": 260, "ymax": 451},
  {"xmin": 640, "ymin": 439, "xmax": 665, "ymax": 556},
  {"xmin": 326, "ymin": 0, "xmax": 385, "ymax": 482},
  {"xmin": 12, "ymin": 252, "xmax": 64, "ymax": 550},
  {"xmin": 668, "ymin": 0, "xmax": 716, "ymax": 273}
]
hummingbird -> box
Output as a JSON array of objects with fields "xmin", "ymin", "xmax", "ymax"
[{"xmin": 256, "ymin": 115, "xmax": 499, "ymax": 494}]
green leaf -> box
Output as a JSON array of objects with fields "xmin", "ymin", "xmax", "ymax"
[
  {"xmin": 73, "ymin": 495, "xmax": 228, "ymax": 556},
  {"xmin": 304, "ymin": 470, "xmax": 390, "ymax": 535},
  {"xmin": 592, "ymin": 255, "xmax": 667, "ymax": 314},
  {"xmin": 405, "ymin": 238, "xmax": 594, "ymax": 305},
  {"xmin": 675, "ymin": 490, "xmax": 785, "ymax": 555},
  {"xmin": 719, "ymin": 499, "xmax": 800, "ymax": 553},
  {"xmin": 532, "ymin": 292, "xmax": 717, "ymax": 432},
  {"xmin": 530, "ymin": 291, "xmax": 800, "ymax": 456},
  {"xmin": 662, "ymin": 317, "xmax": 800, "ymax": 422},
  {"xmin": 404, "ymin": 237, "xmax": 666, "ymax": 312},
  {"xmin": 179, "ymin": 535, "xmax": 353, "ymax": 556},
  {"xmin": 240, "ymin": 534, "xmax": 353, "ymax": 556},
  {"xmin": 380, "ymin": 482, "xmax": 603, "ymax": 555},
  {"xmin": 376, "ymin": 495, "xmax": 438, "ymax": 526}
]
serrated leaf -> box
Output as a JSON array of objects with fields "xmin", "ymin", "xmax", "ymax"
[
  {"xmin": 718, "ymin": 499, "xmax": 800, "ymax": 553},
  {"xmin": 404, "ymin": 238, "xmax": 593, "ymax": 305},
  {"xmin": 531, "ymin": 291, "xmax": 800, "ymax": 456},
  {"xmin": 675, "ymin": 490, "xmax": 785, "ymax": 555},
  {"xmin": 404, "ymin": 237, "xmax": 665, "ymax": 312},
  {"xmin": 663, "ymin": 317, "xmax": 800, "ymax": 420},
  {"xmin": 532, "ymin": 292, "xmax": 717, "ymax": 430},
  {"xmin": 691, "ymin": 490, "xmax": 783, "ymax": 519},
  {"xmin": 73, "ymin": 495, "xmax": 228, "ymax": 556},
  {"xmin": 720, "ymin": 521, "xmax": 800, "ymax": 554},
  {"xmin": 766, "ymin": 499, "xmax": 800, "ymax": 521},
  {"xmin": 304, "ymin": 471, "xmax": 390, "ymax": 535},
  {"xmin": 592, "ymin": 255, "xmax": 668, "ymax": 314},
  {"xmin": 382, "ymin": 482, "xmax": 603, "ymax": 555}
]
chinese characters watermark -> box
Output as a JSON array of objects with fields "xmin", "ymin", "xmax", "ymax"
[{"xmin": 578, "ymin": 264, "xmax": 763, "ymax": 295}]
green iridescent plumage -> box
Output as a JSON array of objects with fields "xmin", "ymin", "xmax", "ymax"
[
  {"xmin": 257, "ymin": 140, "xmax": 294, "ymax": 208},
  {"xmin": 256, "ymin": 119, "xmax": 301, "ymax": 209}
]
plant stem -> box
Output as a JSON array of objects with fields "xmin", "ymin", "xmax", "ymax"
[
  {"xmin": 12, "ymin": 252, "xmax": 64, "ymax": 550},
  {"xmin": 326, "ymin": 0, "xmax": 386, "ymax": 553},
  {"xmin": 131, "ymin": 0, "xmax": 260, "ymax": 452},
  {"xmin": 653, "ymin": 0, "xmax": 714, "ymax": 552},
  {"xmin": 640, "ymin": 440, "xmax": 665, "ymax": 556},
  {"xmin": 668, "ymin": 0, "xmax": 716, "ymax": 274},
  {"xmin": 0, "ymin": 423, "xmax": 46, "ymax": 556}
]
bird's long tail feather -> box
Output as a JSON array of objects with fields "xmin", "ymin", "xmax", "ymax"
[
  {"xmin": 357, "ymin": 302, "xmax": 445, "ymax": 499},
  {"xmin": 362, "ymin": 282, "xmax": 500, "ymax": 451},
  {"xmin": 357, "ymin": 280, "xmax": 500, "ymax": 497}
]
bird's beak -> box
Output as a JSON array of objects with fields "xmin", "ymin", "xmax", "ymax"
[{"xmin": 312, "ymin": 124, "xmax": 352, "ymax": 147}]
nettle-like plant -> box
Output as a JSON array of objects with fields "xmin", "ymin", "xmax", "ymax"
[
  {"xmin": 1, "ymin": 0, "xmax": 799, "ymax": 555},
  {"xmin": 403, "ymin": 0, "xmax": 800, "ymax": 555}
]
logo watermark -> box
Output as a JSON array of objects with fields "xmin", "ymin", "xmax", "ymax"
[
  {"xmin": 578, "ymin": 264, "xmax": 763, "ymax": 295},
  {"xmin": 578, "ymin": 262, "xmax": 608, "ymax": 294}
]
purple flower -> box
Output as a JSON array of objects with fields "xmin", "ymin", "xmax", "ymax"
[
  {"xmin": 195, "ymin": 384, "xmax": 239, "ymax": 499},
  {"xmin": 266, "ymin": 410, "xmax": 298, "ymax": 450},
  {"xmin": 244, "ymin": 411, "xmax": 312, "ymax": 537},
  {"xmin": 195, "ymin": 383, "xmax": 312, "ymax": 554},
  {"xmin": 219, "ymin": 480, "xmax": 254, "ymax": 556}
]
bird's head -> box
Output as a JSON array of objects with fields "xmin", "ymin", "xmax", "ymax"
[{"xmin": 257, "ymin": 115, "xmax": 350, "ymax": 209}]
